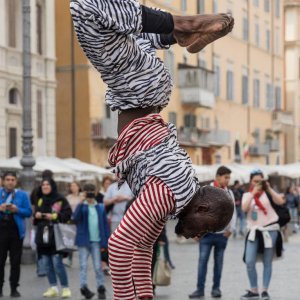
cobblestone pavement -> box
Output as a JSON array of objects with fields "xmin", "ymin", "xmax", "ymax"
[{"xmin": 2, "ymin": 220, "xmax": 300, "ymax": 300}]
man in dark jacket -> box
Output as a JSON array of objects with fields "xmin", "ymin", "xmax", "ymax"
[
  {"xmin": 73, "ymin": 183, "xmax": 110, "ymax": 300},
  {"xmin": 0, "ymin": 171, "xmax": 32, "ymax": 297}
]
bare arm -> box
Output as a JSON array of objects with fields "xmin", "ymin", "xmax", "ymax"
[
  {"xmin": 241, "ymin": 192, "xmax": 253, "ymax": 213},
  {"xmin": 266, "ymin": 183, "xmax": 285, "ymax": 206}
]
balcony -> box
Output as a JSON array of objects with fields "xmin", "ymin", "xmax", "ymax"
[
  {"xmin": 178, "ymin": 65, "xmax": 215, "ymax": 108},
  {"xmin": 178, "ymin": 127, "xmax": 230, "ymax": 148},
  {"xmin": 178, "ymin": 127, "xmax": 209, "ymax": 147},
  {"xmin": 266, "ymin": 140, "xmax": 280, "ymax": 152},
  {"xmin": 272, "ymin": 110, "xmax": 294, "ymax": 132},
  {"xmin": 91, "ymin": 117, "xmax": 118, "ymax": 141},
  {"xmin": 207, "ymin": 129, "xmax": 231, "ymax": 147},
  {"xmin": 249, "ymin": 144, "xmax": 270, "ymax": 156}
]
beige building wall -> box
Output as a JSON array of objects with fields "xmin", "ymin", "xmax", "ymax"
[
  {"xmin": 56, "ymin": 0, "xmax": 297, "ymax": 168},
  {"xmin": 284, "ymin": 0, "xmax": 300, "ymax": 163}
]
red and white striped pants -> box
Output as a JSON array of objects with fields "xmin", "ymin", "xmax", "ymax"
[{"xmin": 108, "ymin": 176, "xmax": 175, "ymax": 300}]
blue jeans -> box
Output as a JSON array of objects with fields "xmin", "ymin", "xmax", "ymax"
[
  {"xmin": 42, "ymin": 254, "xmax": 69, "ymax": 287},
  {"xmin": 236, "ymin": 206, "xmax": 245, "ymax": 234},
  {"xmin": 196, "ymin": 233, "xmax": 228, "ymax": 292},
  {"xmin": 79, "ymin": 242, "xmax": 105, "ymax": 288},
  {"xmin": 245, "ymin": 230, "xmax": 278, "ymax": 290}
]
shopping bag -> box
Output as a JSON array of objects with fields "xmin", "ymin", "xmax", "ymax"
[
  {"xmin": 54, "ymin": 223, "xmax": 77, "ymax": 252},
  {"xmin": 152, "ymin": 247, "xmax": 171, "ymax": 286},
  {"xmin": 30, "ymin": 228, "xmax": 36, "ymax": 251}
]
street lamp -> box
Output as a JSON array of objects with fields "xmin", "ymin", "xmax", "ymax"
[{"xmin": 20, "ymin": 0, "xmax": 36, "ymax": 264}]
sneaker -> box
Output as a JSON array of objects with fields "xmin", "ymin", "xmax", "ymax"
[
  {"xmin": 261, "ymin": 291, "xmax": 271, "ymax": 300},
  {"xmin": 240, "ymin": 290, "xmax": 259, "ymax": 300},
  {"xmin": 61, "ymin": 288, "xmax": 71, "ymax": 298},
  {"xmin": 211, "ymin": 288, "xmax": 222, "ymax": 298},
  {"xmin": 10, "ymin": 289, "xmax": 21, "ymax": 298},
  {"xmin": 43, "ymin": 287, "xmax": 59, "ymax": 298},
  {"xmin": 97, "ymin": 286, "xmax": 106, "ymax": 299},
  {"xmin": 80, "ymin": 286, "xmax": 95, "ymax": 299},
  {"xmin": 189, "ymin": 290, "xmax": 204, "ymax": 299}
]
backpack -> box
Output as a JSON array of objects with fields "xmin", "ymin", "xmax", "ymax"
[{"xmin": 266, "ymin": 192, "xmax": 291, "ymax": 227}]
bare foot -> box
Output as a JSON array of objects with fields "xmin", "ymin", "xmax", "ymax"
[
  {"xmin": 186, "ymin": 18, "xmax": 234, "ymax": 53},
  {"xmin": 173, "ymin": 14, "xmax": 234, "ymax": 49}
]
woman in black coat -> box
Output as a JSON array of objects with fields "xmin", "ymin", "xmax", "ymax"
[{"xmin": 33, "ymin": 178, "xmax": 72, "ymax": 298}]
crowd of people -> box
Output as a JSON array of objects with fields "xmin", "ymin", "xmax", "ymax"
[{"xmin": 0, "ymin": 168, "xmax": 299, "ymax": 299}]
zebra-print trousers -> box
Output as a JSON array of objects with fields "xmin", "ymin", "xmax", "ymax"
[
  {"xmin": 70, "ymin": 0, "xmax": 173, "ymax": 111},
  {"xmin": 108, "ymin": 176, "xmax": 175, "ymax": 299}
]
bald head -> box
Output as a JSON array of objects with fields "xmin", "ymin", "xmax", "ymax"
[{"xmin": 175, "ymin": 185, "xmax": 234, "ymax": 239}]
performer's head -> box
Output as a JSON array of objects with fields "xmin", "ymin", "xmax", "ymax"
[{"xmin": 175, "ymin": 186, "xmax": 234, "ymax": 239}]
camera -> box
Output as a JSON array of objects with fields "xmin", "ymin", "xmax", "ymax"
[{"xmin": 258, "ymin": 180, "xmax": 267, "ymax": 191}]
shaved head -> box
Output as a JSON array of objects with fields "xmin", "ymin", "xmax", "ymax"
[{"xmin": 175, "ymin": 186, "xmax": 234, "ymax": 239}]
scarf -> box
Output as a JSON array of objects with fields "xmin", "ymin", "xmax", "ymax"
[
  {"xmin": 249, "ymin": 186, "xmax": 268, "ymax": 215},
  {"xmin": 213, "ymin": 180, "xmax": 225, "ymax": 190}
]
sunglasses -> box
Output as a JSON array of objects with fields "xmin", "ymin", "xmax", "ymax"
[{"xmin": 250, "ymin": 168, "xmax": 263, "ymax": 175}]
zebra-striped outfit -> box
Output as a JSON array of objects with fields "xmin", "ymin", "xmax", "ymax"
[
  {"xmin": 70, "ymin": 1, "xmax": 199, "ymax": 299},
  {"xmin": 70, "ymin": 0, "xmax": 172, "ymax": 111}
]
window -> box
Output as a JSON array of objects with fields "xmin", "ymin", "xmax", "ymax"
[
  {"xmin": 253, "ymin": 0, "xmax": 259, "ymax": 7},
  {"xmin": 275, "ymin": 86, "xmax": 281, "ymax": 110},
  {"xmin": 226, "ymin": 69, "xmax": 234, "ymax": 101},
  {"xmin": 275, "ymin": 28, "xmax": 280, "ymax": 55},
  {"xmin": 184, "ymin": 114, "xmax": 196, "ymax": 128},
  {"xmin": 243, "ymin": 17, "xmax": 249, "ymax": 41},
  {"xmin": 181, "ymin": 0, "xmax": 187, "ymax": 11},
  {"xmin": 255, "ymin": 23, "xmax": 260, "ymax": 47},
  {"xmin": 242, "ymin": 69, "xmax": 249, "ymax": 104},
  {"xmin": 275, "ymin": 0, "xmax": 280, "ymax": 18},
  {"xmin": 105, "ymin": 105, "xmax": 111, "ymax": 118},
  {"xmin": 9, "ymin": 128, "xmax": 17, "ymax": 158},
  {"xmin": 266, "ymin": 29, "xmax": 270, "ymax": 51},
  {"xmin": 169, "ymin": 112, "xmax": 177, "ymax": 126},
  {"xmin": 198, "ymin": 0, "xmax": 205, "ymax": 13},
  {"xmin": 213, "ymin": 0, "xmax": 218, "ymax": 13},
  {"xmin": 253, "ymin": 79, "xmax": 260, "ymax": 108},
  {"xmin": 213, "ymin": 57, "xmax": 220, "ymax": 97},
  {"xmin": 8, "ymin": 88, "xmax": 19, "ymax": 105},
  {"xmin": 264, "ymin": 0, "xmax": 270, "ymax": 12},
  {"xmin": 37, "ymin": 90, "xmax": 43, "ymax": 138},
  {"xmin": 164, "ymin": 50, "xmax": 175, "ymax": 80},
  {"xmin": 8, "ymin": 0, "xmax": 17, "ymax": 47},
  {"xmin": 266, "ymin": 83, "xmax": 274, "ymax": 110},
  {"xmin": 36, "ymin": 3, "xmax": 43, "ymax": 54}
]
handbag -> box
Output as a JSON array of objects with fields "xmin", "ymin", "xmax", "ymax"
[
  {"xmin": 53, "ymin": 223, "xmax": 77, "ymax": 252},
  {"xmin": 152, "ymin": 246, "xmax": 171, "ymax": 286},
  {"xmin": 35, "ymin": 223, "xmax": 54, "ymax": 248},
  {"xmin": 266, "ymin": 192, "xmax": 291, "ymax": 227}
]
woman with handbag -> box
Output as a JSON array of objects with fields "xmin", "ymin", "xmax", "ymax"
[
  {"xmin": 240, "ymin": 170, "xmax": 285, "ymax": 300},
  {"xmin": 33, "ymin": 178, "xmax": 72, "ymax": 298}
]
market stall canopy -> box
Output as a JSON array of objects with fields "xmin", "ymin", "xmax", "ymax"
[{"xmin": 0, "ymin": 156, "xmax": 112, "ymax": 182}]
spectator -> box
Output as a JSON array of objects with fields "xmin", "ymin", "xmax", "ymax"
[
  {"xmin": 65, "ymin": 181, "xmax": 82, "ymax": 267},
  {"xmin": 104, "ymin": 181, "xmax": 133, "ymax": 233},
  {"xmin": 0, "ymin": 171, "xmax": 32, "ymax": 297},
  {"xmin": 189, "ymin": 166, "xmax": 236, "ymax": 299},
  {"xmin": 232, "ymin": 180, "xmax": 245, "ymax": 237},
  {"xmin": 240, "ymin": 169, "xmax": 285, "ymax": 300},
  {"xmin": 73, "ymin": 183, "xmax": 110, "ymax": 299},
  {"xmin": 95, "ymin": 176, "xmax": 113, "ymax": 204},
  {"xmin": 31, "ymin": 170, "xmax": 55, "ymax": 277},
  {"xmin": 285, "ymin": 185, "xmax": 299, "ymax": 233},
  {"xmin": 66, "ymin": 181, "xmax": 82, "ymax": 212},
  {"xmin": 33, "ymin": 178, "xmax": 72, "ymax": 298}
]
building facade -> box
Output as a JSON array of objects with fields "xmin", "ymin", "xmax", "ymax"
[
  {"xmin": 56, "ymin": 0, "xmax": 297, "ymax": 166},
  {"xmin": 284, "ymin": 0, "xmax": 300, "ymax": 163},
  {"xmin": 0, "ymin": 0, "xmax": 56, "ymax": 160}
]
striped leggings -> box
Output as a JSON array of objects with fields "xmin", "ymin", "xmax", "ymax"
[
  {"xmin": 70, "ymin": 0, "xmax": 172, "ymax": 111},
  {"xmin": 108, "ymin": 177, "xmax": 175, "ymax": 299}
]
